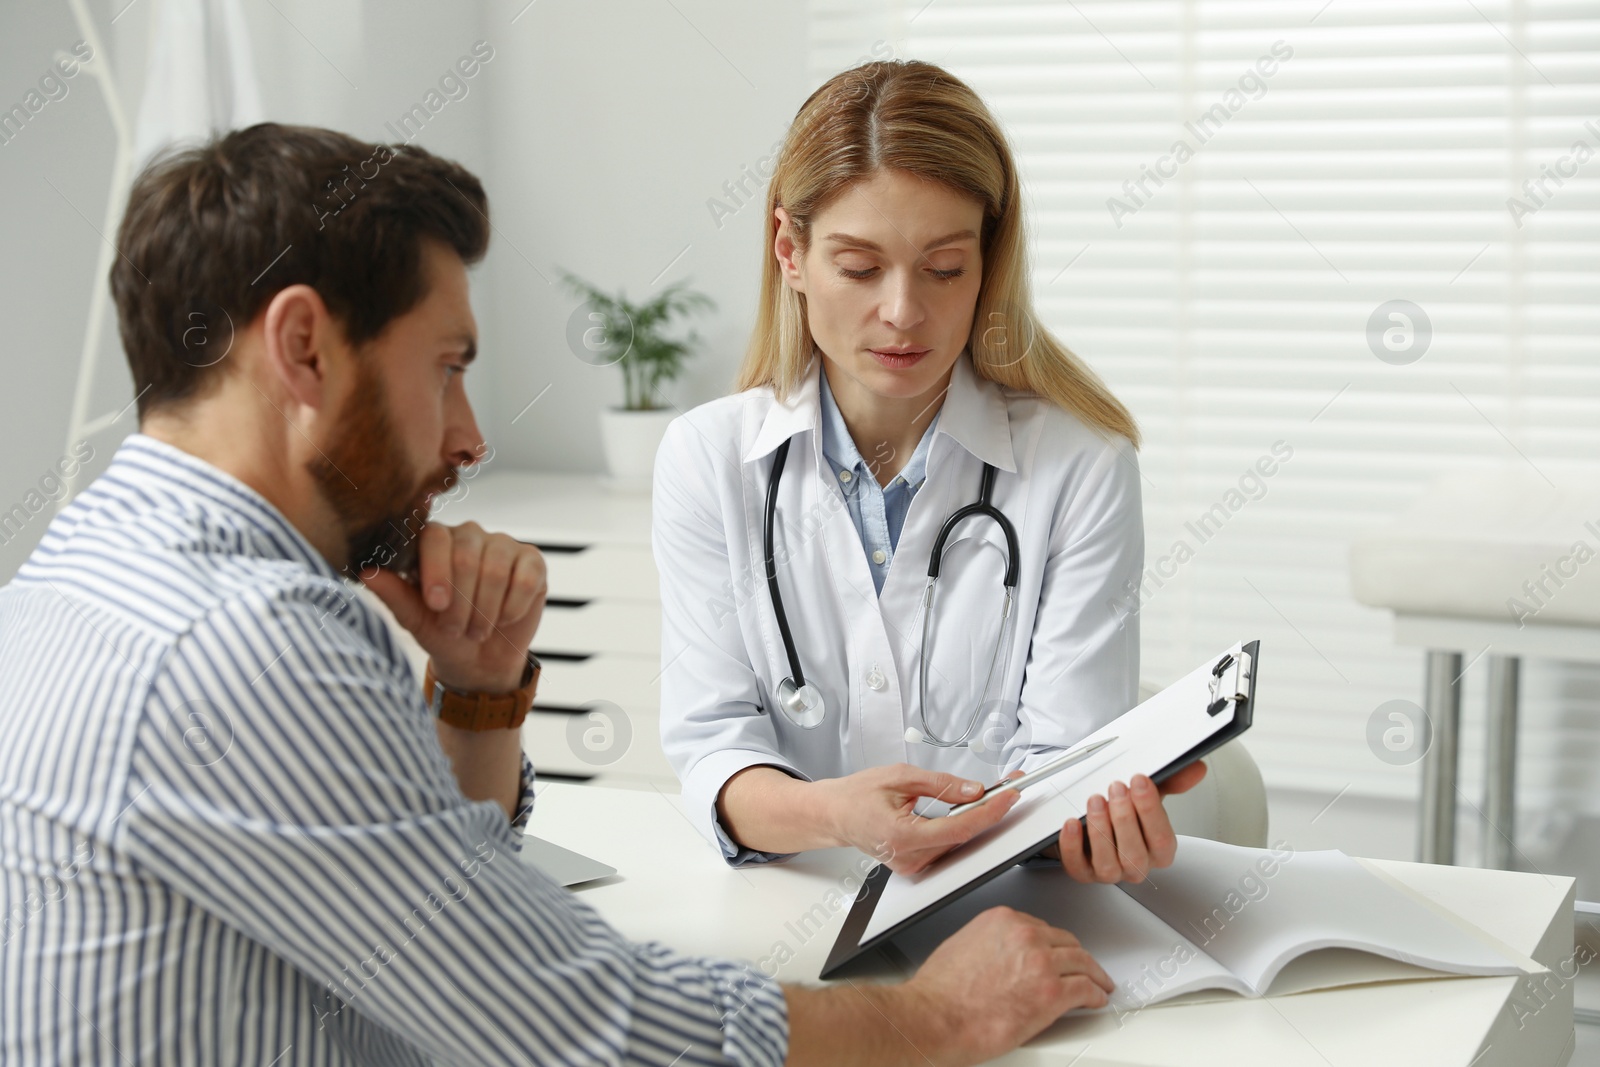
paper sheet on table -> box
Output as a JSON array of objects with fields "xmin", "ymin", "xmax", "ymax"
[
  {"xmin": 861, "ymin": 643, "xmax": 1245, "ymax": 944},
  {"xmin": 1116, "ymin": 835, "xmax": 1540, "ymax": 993},
  {"xmin": 887, "ymin": 839, "xmax": 1537, "ymax": 1013}
]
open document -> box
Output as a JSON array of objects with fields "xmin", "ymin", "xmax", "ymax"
[{"xmin": 886, "ymin": 835, "xmax": 1545, "ymax": 1014}]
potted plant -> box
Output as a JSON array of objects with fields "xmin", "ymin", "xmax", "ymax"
[{"xmin": 559, "ymin": 269, "xmax": 715, "ymax": 487}]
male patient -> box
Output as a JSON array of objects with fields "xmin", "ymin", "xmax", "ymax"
[{"xmin": 0, "ymin": 123, "xmax": 1113, "ymax": 1066}]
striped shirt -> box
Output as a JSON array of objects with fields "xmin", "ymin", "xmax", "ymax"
[{"xmin": 0, "ymin": 433, "xmax": 787, "ymax": 1066}]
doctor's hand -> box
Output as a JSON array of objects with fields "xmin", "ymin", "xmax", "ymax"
[
  {"xmin": 361, "ymin": 521, "xmax": 548, "ymax": 694},
  {"xmin": 1045, "ymin": 761, "xmax": 1207, "ymax": 885},
  {"xmin": 818, "ymin": 764, "xmax": 1021, "ymax": 876}
]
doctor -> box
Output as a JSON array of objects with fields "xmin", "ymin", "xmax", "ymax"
[{"xmin": 654, "ymin": 59, "xmax": 1204, "ymax": 882}]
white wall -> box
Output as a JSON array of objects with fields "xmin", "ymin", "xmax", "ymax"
[
  {"xmin": 477, "ymin": 0, "xmax": 807, "ymax": 472},
  {"xmin": 0, "ymin": 0, "xmax": 810, "ymax": 583},
  {"xmin": 0, "ymin": 1, "xmax": 126, "ymax": 583}
]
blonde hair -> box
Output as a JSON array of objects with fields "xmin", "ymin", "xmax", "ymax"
[{"xmin": 736, "ymin": 60, "xmax": 1140, "ymax": 450}]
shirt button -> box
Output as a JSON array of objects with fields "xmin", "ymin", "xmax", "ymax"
[
  {"xmin": 866, "ymin": 668, "xmax": 887, "ymax": 691},
  {"xmin": 839, "ymin": 470, "xmax": 853, "ymax": 484},
  {"xmin": 871, "ymin": 549, "xmax": 887, "ymax": 565}
]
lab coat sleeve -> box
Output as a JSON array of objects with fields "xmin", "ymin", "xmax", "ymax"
[
  {"xmin": 1010, "ymin": 431, "xmax": 1143, "ymax": 774},
  {"xmin": 652, "ymin": 417, "xmax": 808, "ymax": 868}
]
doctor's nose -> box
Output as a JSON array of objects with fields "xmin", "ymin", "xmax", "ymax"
[{"xmin": 878, "ymin": 271, "xmax": 928, "ymax": 332}]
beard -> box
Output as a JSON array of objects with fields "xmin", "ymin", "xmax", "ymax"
[{"xmin": 307, "ymin": 354, "xmax": 457, "ymax": 583}]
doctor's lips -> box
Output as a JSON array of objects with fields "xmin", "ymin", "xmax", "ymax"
[{"xmin": 868, "ymin": 344, "xmax": 931, "ymax": 369}]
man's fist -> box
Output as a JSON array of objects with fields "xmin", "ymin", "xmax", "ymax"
[{"xmin": 361, "ymin": 521, "xmax": 547, "ymax": 693}]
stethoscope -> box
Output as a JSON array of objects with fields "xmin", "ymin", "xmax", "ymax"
[{"xmin": 761, "ymin": 437, "xmax": 1020, "ymax": 748}]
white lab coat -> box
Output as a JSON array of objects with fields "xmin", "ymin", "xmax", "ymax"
[{"xmin": 653, "ymin": 353, "xmax": 1143, "ymax": 858}]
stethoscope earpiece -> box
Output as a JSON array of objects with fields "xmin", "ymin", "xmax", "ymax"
[{"xmin": 903, "ymin": 727, "xmax": 924, "ymax": 744}]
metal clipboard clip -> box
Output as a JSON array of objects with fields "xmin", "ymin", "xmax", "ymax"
[{"xmin": 1206, "ymin": 649, "xmax": 1252, "ymax": 717}]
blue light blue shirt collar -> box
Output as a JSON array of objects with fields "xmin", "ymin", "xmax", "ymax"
[
  {"xmin": 818, "ymin": 364, "xmax": 942, "ymax": 595},
  {"xmin": 817, "ymin": 365, "xmax": 939, "ymax": 495}
]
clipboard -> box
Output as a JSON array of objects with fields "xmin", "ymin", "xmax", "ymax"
[{"xmin": 820, "ymin": 639, "xmax": 1260, "ymax": 980}]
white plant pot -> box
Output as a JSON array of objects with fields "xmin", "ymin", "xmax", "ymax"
[{"xmin": 599, "ymin": 407, "xmax": 677, "ymax": 490}]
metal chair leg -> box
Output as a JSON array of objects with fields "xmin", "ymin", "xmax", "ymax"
[
  {"xmin": 1418, "ymin": 650, "xmax": 1462, "ymax": 865},
  {"xmin": 1483, "ymin": 655, "xmax": 1520, "ymax": 870}
]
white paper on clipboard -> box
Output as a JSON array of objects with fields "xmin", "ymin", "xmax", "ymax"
[{"xmin": 860, "ymin": 641, "xmax": 1250, "ymax": 945}]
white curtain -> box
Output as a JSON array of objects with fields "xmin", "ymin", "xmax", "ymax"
[{"xmin": 134, "ymin": 0, "xmax": 264, "ymax": 169}]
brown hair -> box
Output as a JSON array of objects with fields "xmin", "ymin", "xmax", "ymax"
[
  {"xmin": 736, "ymin": 60, "xmax": 1140, "ymax": 449},
  {"xmin": 111, "ymin": 122, "xmax": 490, "ymax": 419}
]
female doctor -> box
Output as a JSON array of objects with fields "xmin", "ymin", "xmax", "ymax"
[{"xmin": 653, "ymin": 60, "xmax": 1204, "ymax": 881}]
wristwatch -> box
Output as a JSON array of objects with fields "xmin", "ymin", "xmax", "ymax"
[{"xmin": 424, "ymin": 650, "xmax": 541, "ymax": 731}]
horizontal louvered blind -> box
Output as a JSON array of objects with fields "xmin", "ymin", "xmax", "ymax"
[{"xmin": 806, "ymin": 0, "xmax": 1600, "ymax": 810}]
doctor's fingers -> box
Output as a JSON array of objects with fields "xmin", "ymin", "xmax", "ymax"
[
  {"xmin": 1058, "ymin": 813, "xmax": 1137, "ymax": 885},
  {"xmin": 1155, "ymin": 761, "xmax": 1207, "ymax": 797},
  {"xmin": 879, "ymin": 805, "xmax": 1017, "ymax": 873},
  {"xmin": 1085, "ymin": 792, "xmax": 1146, "ymax": 882},
  {"xmin": 1055, "ymin": 820, "xmax": 1096, "ymax": 883},
  {"xmin": 910, "ymin": 787, "xmax": 1021, "ymax": 851},
  {"xmin": 1094, "ymin": 783, "xmax": 1155, "ymax": 880},
  {"xmin": 1128, "ymin": 777, "xmax": 1180, "ymax": 868},
  {"xmin": 887, "ymin": 766, "xmax": 990, "ymax": 806}
]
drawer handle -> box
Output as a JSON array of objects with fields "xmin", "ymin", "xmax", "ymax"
[
  {"xmin": 524, "ymin": 541, "xmax": 590, "ymax": 554},
  {"xmin": 531, "ymin": 703, "xmax": 593, "ymax": 716}
]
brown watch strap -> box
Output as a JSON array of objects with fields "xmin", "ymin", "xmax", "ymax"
[{"xmin": 424, "ymin": 652, "xmax": 541, "ymax": 731}]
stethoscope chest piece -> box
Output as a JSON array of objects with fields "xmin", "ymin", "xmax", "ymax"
[
  {"xmin": 761, "ymin": 437, "xmax": 1019, "ymax": 744},
  {"xmin": 776, "ymin": 678, "xmax": 825, "ymax": 730}
]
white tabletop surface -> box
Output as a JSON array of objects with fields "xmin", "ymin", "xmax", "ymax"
[
  {"xmin": 432, "ymin": 469, "xmax": 653, "ymax": 547},
  {"xmin": 525, "ymin": 782, "xmax": 1576, "ymax": 1067}
]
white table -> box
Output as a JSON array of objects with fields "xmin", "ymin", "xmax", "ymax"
[
  {"xmin": 527, "ymin": 782, "xmax": 1576, "ymax": 1067},
  {"xmin": 1350, "ymin": 464, "xmax": 1600, "ymax": 869},
  {"xmin": 417, "ymin": 472, "xmax": 676, "ymax": 786}
]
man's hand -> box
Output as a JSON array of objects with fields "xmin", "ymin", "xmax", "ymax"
[
  {"xmin": 908, "ymin": 907, "xmax": 1112, "ymax": 1063},
  {"xmin": 783, "ymin": 906, "xmax": 1113, "ymax": 1067},
  {"xmin": 1049, "ymin": 761, "xmax": 1207, "ymax": 884},
  {"xmin": 813, "ymin": 764, "xmax": 1020, "ymax": 875},
  {"xmin": 361, "ymin": 521, "xmax": 547, "ymax": 693}
]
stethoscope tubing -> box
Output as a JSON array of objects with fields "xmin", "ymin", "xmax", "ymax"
[
  {"xmin": 761, "ymin": 436, "xmax": 1020, "ymax": 742},
  {"xmin": 762, "ymin": 438, "xmax": 808, "ymax": 689}
]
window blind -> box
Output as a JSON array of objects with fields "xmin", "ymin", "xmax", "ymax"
[{"xmin": 805, "ymin": 0, "xmax": 1600, "ymax": 814}]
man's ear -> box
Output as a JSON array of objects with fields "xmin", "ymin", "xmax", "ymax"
[
  {"xmin": 260, "ymin": 284, "xmax": 341, "ymax": 412},
  {"xmin": 773, "ymin": 206, "xmax": 806, "ymax": 294}
]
